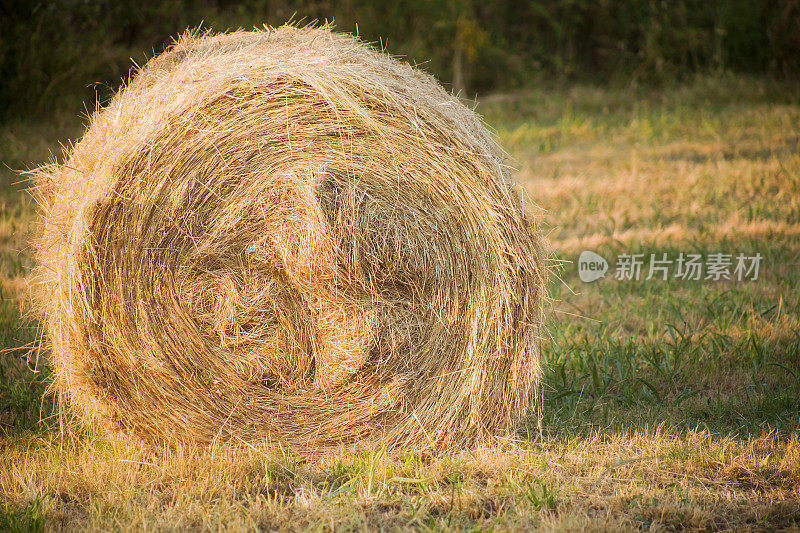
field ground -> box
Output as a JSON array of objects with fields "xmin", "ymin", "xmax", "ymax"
[{"xmin": 1, "ymin": 75, "xmax": 799, "ymax": 531}]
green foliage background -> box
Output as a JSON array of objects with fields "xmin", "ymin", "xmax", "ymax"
[{"xmin": 1, "ymin": 1, "xmax": 798, "ymax": 120}]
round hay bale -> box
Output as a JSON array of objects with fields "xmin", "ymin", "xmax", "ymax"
[{"xmin": 36, "ymin": 26, "xmax": 547, "ymax": 451}]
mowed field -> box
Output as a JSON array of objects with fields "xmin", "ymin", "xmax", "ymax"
[{"xmin": 1, "ymin": 76, "xmax": 798, "ymax": 531}]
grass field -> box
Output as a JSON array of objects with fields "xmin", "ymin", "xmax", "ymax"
[{"xmin": 1, "ymin": 75, "xmax": 799, "ymax": 531}]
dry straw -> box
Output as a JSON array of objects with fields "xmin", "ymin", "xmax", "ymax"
[{"xmin": 35, "ymin": 25, "xmax": 547, "ymax": 451}]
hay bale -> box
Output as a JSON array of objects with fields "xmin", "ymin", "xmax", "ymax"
[{"xmin": 35, "ymin": 26, "xmax": 546, "ymax": 451}]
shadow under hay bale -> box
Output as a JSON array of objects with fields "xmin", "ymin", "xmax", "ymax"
[{"xmin": 35, "ymin": 25, "xmax": 547, "ymax": 451}]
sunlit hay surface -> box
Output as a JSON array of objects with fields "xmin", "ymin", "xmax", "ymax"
[{"xmin": 35, "ymin": 26, "xmax": 547, "ymax": 451}]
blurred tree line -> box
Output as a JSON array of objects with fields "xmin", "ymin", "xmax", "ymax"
[{"xmin": 1, "ymin": 0, "xmax": 798, "ymax": 121}]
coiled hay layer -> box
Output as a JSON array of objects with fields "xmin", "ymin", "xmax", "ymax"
[{"xmin": 36, "ymin": 26, "xmax": 546, "ymax": 451}]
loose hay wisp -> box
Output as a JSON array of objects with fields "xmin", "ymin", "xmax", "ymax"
[{"xmin": 36, "ymin": 26, "xmax": 547, "ymax": 451}]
